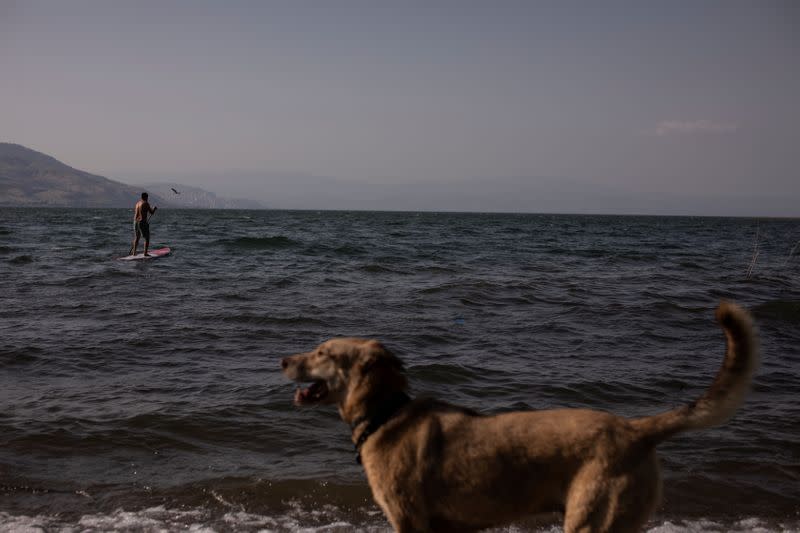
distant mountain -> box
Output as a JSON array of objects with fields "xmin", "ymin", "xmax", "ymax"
[
  {"xmin": 0, "ymin": 143, "xmax": 170, "ymax": 208},
  {"xmin": 0, "ymin": 143, "xmax": 264, "ymax": 209},
  {"xmin": 144, "ymin": 183, "xmax": 264, "ymax": 209}
]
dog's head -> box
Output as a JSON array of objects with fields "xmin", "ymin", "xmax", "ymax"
[{"xmin": 281, "ymin": 337, "xmax": 407, "ymax": 420}]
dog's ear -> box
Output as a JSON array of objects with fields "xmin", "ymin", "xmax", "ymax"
[
  {"xmin": 357, "ymin": 340, "xmax": 403, "ymax": 375},
  {"xmin": 341, "ymin": 341, "xmax": 408, "ymax": 420}
]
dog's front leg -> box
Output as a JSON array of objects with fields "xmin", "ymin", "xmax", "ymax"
[
  {"xmin": 388, "ymin": 514, "xmax": 432, "ymax": 533},
  {"xmin": 386, "ymin": 415, "xmax": 446, "ymax": 532},
  {"xmin": 369, "ymin": 484, "xmax": 432, "ymax": 533}
]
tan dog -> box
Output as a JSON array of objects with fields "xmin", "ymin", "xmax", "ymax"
[{"xmin": 281, "ymin": 302, "xmax": 758, "ymax": 533}]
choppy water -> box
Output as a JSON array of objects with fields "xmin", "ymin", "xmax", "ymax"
[{"xmin": 1, "ymin": 208, "xmax": 799, "ymax": 532}]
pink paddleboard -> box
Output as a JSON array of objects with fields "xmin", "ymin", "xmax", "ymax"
[{"xmin": 118, "ymin": 247, "xmax": 171, "ymax": 261}]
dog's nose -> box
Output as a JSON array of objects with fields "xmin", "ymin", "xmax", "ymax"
[{"xmin": 281, "ymin": 358, "xmax": 289, "ymax": 370}]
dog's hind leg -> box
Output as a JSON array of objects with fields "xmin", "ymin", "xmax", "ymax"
[
  {"xmin": 602, "ymin": 454, "xmax": 661, "ymax": 533},
  {"xmin": 383, "ymin": 507, "xmax": 432, "ymax": 533},
  {"xmin": 561, "ymin": 462, "xmax": 609, "ymax": 533},
  {"xmin": 564, "ymin": 456, "xmax": 660, "ymax": 533},
  {"xmin": 563, "ymin": 489, "xmax": 609, "ymax": 531}
]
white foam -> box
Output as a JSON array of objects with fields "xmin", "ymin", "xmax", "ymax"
[
  {"xmin": 644, "ymin": 517, "xmax": 798, "ymax": 533},
  {"xmin": 1, "ymin": 510, "xmax": 797, "ymax": 532}
]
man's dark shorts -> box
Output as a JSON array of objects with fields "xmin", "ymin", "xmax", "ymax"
[{"xmin": 134, "ymin": 221, "xmax": 150, "ymax": 240}]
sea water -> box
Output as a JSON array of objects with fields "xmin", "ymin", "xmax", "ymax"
[{"xmin": 1, "ymin": 208, "xmax": 798, "ymax": 531}]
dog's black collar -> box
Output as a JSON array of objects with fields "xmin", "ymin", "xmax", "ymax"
[{"xmin": 351, "ymin": 391, "xmax": 411, "ymax": 465}]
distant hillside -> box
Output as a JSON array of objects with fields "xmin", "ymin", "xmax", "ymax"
[
  {"xmin": 0, "ymin": 143, "xmax": 264, "ymax": 209},
  {"xmin": 0, "ymin": 143, "xmax": 172, "ymax": 207},
  {"xmin": 145, "ymin": 183, "xmax": 264, "ymax": 209}
]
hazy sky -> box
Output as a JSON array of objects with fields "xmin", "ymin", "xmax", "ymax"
[{"xmin": 1, "ymin": 1, "xmax": 798, "ymax": 214}]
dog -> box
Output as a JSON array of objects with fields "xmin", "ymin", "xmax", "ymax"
[{"xmin": 281, "ymin": 302, "xmax": 758, "ymax": 533}]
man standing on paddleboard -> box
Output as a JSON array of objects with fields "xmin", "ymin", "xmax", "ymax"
[{"xmin": 131, "ymin": 192, "xmax": 157, "ymax": 256}]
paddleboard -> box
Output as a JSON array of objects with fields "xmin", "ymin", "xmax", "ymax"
[{"xmin": 118, "ymin": 247, "xmax": 171, "ymax": 261}]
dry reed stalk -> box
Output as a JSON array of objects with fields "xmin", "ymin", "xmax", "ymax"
[
  {"xmin": 746, "ymin": 225, "xmax": 760, "ymax": 279},
  {"xmin": 784, "ymin": 240, "xmax": 800, "ymax": 267}
]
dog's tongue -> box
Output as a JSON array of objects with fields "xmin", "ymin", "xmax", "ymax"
[
  {"xmin": 294, "ymin": 387, "xmax": 310, "ymax": 403},
  {"xmin": 294, "ymin": 381, "xmax": 325, "ymax": 404}
]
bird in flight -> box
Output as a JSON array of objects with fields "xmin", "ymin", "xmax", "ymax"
[{"xmin": 171, "ymin": 188, "xmax": 181, "ymax": 195}]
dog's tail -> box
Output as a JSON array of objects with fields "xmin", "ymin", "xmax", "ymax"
[{"xmin": 630, "ymin": 301, "xmax": 759, "ymax": 446}]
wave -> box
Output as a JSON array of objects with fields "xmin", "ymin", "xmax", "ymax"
[
  {"xmin": 409, "ymin": 362, "xmax": 506, "ymax": 385},
  {"xmin": 6, "ymin": 254, "xmax": 34, "ymax": 264},
  {"xmin": 752, "ymin": 300, "xmax": 800, "ymax": 324},
  {"xmin": 218, "ymin": 313, "xmax": 329, "ymax": 326},
  {"xmin": 332, "ymin": 244, "xmax": 367, "ymax": 256},
  {"xmin": 221, "ymin": 236, "xmax": 299, "ymax": 249},
  {"xmin": 221, "ymin": 292, "xmax": 254, "ymax": 301},
  {"xmin": 416, "ymin": 264, "xmax": 458, "ymax": 274},
  {"xmin": 59, "ymin": 269, "xmax": 139, "ymax": 286},
  {"xmin": 359, "ymin": 264, "xmax": 410, "ymax": 275},
  {"xmin": 0, "ymin": 508, "xmax": 795, "ymax": 533},
  {"xmin": 5, "ymin": 463, "xmax": 797, "ymax": 528},
  {"xmin": 539, "ymin": 379, "xmax": 666, "ymax": 406},
  {"xmin": 542, "ymin": 247, "xmax": 613, "ymax": 259},
  {"xmin": 0, "ymin": 350, "xmax": 41, "ymax": 367},
  {"xmin": 417, "ymin": 279, "xmax": 516, "ymax": 295},
  {"xmin": 676, "ymin": 260, "xmax": 706, "ymax": 270}
]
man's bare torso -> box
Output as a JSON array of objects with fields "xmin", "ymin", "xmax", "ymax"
[{"xmin": 134, "ymin": 200, "xmax": 151, "ymax": 222}]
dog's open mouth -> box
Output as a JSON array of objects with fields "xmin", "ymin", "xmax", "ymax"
[{"xmin": 294, "ymin": 380, "xmax": 329, "ymax": 405}]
